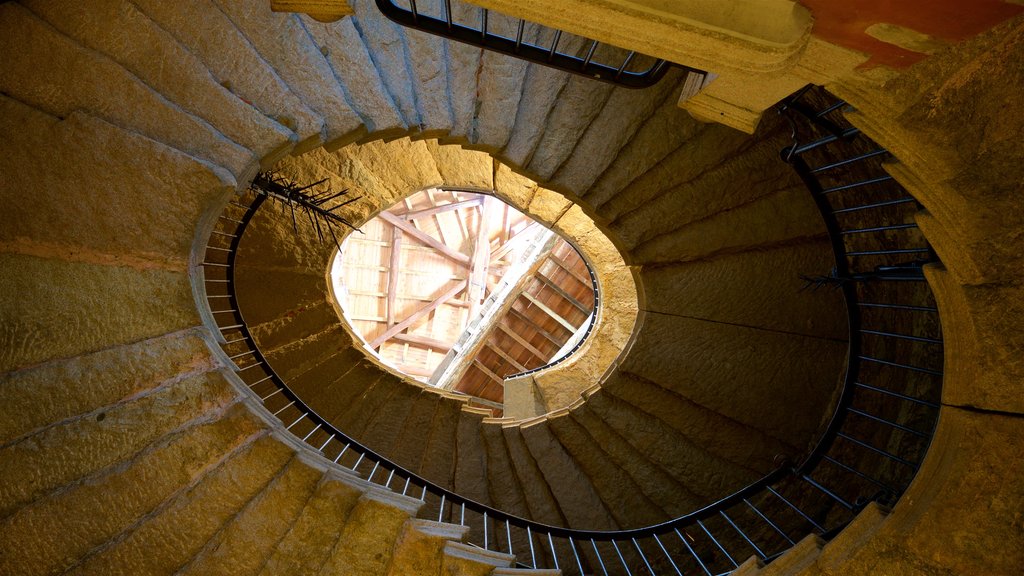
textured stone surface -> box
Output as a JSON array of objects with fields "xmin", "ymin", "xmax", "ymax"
[
  {"xmin": 519, "ymin": 419, "xmax": 618, "ymax": 529},
  {"xmin": 67, "ymin": 434, "xmax": 293, "ymax": 576},
  {"xmin": 180, "ymin": 457, "xmax": 323, "ymax": 576},
  {"xmin": 500, "ymin": 426, "xmax": 567, "ymax": 526},
  {"xmin": 546, "ymin": 411, "xmax": 666, "ymax": 527},
  {"xmin": 0, "ymin": 372, "xmax": 235, "ymax": 517},
  {"xmin": 389, "ymin": 392, "xmax": 440, "ymax": 471},
  {"xmin": 400, "ymin": 1, "xmax": 454, "ymax": 137},
  {"xmin": 470, "ymin": 17, "xmax": 542, "ymax": 151},
  {"xmin": 0, "ymin": 3, "xmax": 254, "ymax": 178},
  {"xmin": 417, "ymin": 397, "xmax": 461, "ymax": 487},
  {"xmin": 23, "ymin": 0, "xmax": 295, "ymax": 165},
  {"xmin": 349, "ymin": 0, "xmax": 420, "ymax": 128},
  {"xmin": 453, "ymin": 409, "xmax": 491, "ymax": 505},
  {"xmin": 425, "ymin": 140, "xmax": 495, "ymax": 191},
  {"xmin": 619, "ymin": 313, "xmax": 846, "ymax": 452},
  {"xmin": 258, "ymin": 474, "xmax": 362, "ymax": 574},
  {"xmin": 549, "ymin": 68, "xmax": 684, "ymax": 196},
  {"xmin": 480, "ymin": 422, "xmax": 530, "ymax": 516},
  {"xmin": 320, "ymin": 496, "xmax": 412, "ymax": 575},
  {"xmin": 526, "ymin": 187, "xmax": 573, "ymax": 227},
  {"xmin": 0, "ymin": 100, "xmax": 233, "ymax": 269},
  {"xmin": 302, "ymin": 15, "xmax": 408, "ymax": 138},
  {"xmin": 0, "ymin": 329, "xmax": 213, "ymax": 445},
  {"xmin": 0, "ymin": 404, "xmax": 262, "ymax": 576},
  {"xmin": 212, "ymin": 1, "xmax": 365, "ymax": 149},
  {"xmin": 493, "ymin": 162, "xmax": 539, "ymax": 209},
  {"xmin": 639, "ymin": 241, "xmax": 848, "ymax": 340},
  {"xmin": 0, "ymin": 254, "xmax": 197, "ymax": 372},
  {"xmin": 442, "ymin": 1, "xmax": 482, "ymax": 143},
  {"xmin": 132, "ymin": 0, "xmax": 325, "ymax": 145}
]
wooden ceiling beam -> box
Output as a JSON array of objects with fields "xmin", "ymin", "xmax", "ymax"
[
  {"xmin": 392, "ymin": 332, "xmax": 452, "ymax": 351},
  {"xmin": 509, "ymin": 306, "xmax": 564, "ymax": 347},
  {"xmin": 521, "ymin": 292, "xmax": 577, "ymax": 333},
  {"xmin": 485, "ymin": 341, "xmax": 527, "ymax": 372},
  {"xmin": 548, "ymin": 253, "xmax": 592, "ymax": 287},
  {"xmin": 369, "ymin": 280, "xmax": 468, "ymax": 348},
  {"xmin": 402, "ymin": 197, "xmax": 482, "ymax": 220},
  {"xmin": 534, "ymin": 270, "xmax": 591, "ymax": 313},
  {"xmin": 496, "ymin": 322, "xmax": 548, "ymax": 362},
  {"xmin": 386, "ymin": 226, "xmax": 403, "ymax": 325},
  {"xmin": 379, "ymin": 210, "xmax": 470, "ymax": 266}
]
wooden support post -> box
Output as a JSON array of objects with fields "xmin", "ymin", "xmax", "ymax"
[
  {"xmin": 369, "ymin": 280, "xmax": 468, "ymax": 348},
  {"xmin": 379, "ymin": 210, "xmax": 470, "ymax": 266},
  {"xmin": 386, "ymin": 224, "xmax": 403, "ymax": 325}
]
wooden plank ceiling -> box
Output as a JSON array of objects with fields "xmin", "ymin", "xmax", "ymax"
[{"xmin": 332, "ymin": 189, "xmax": 595, "ymax": 415}]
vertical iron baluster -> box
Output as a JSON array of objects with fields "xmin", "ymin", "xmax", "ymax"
[
  {"xmin": 569, "ymin": 538, "xmax": 585, "ymax": 575},
  {"xmin": 409, "ymin": 0, "xmax": 418, "ymax": 21},
  {"xmin": 319, "ymin": 434, "xmax": 333, "ymax": 451},
  {"xmin": 720, "ymin": 511, "xmax": 767, "ymax": 560},
  {"xmin": 744, "ymin": 498, "xmax": 795, "ymax": 545},
  {"xmin": 547, "ymin": 30, "xmax": 562, "ymax": 60},
  {"xmin": 385, "ymin": 469, "xmax": 395, "ymax": 488},
  {"xmin": 547, "ymin": 533, "xmax": 560, "ymax": 570},
  {"xmin": 633, "ymin": 539, "xmax": 655, "ymax": 575},
  {"xmin": 402, "ymin": 477, "xmax": 411, "ymax": 496},
  {"xmin": 515, "ymin": 19, "xmax": 525, "ymax": 52},
  {"xmin": 480, "ymin": 8, "xmax": 488, "ymax": 40},
  {"xmin": 697, "ymin": 520, "xmax": 738, "ymax": 568},
  {"xmin": 506, "ymin": 520, "xmax": 512, "ymax": 554},
  {"xmin": 351, "ymin": 452, "xmax": 365, "ymax": 471},
  {"xmin": 420, "ymin": 484, "xmax": 427, "ymax": 501},
  {"xmin": 527, "ymin": 526, "xmax": 536, "ymax": 568},
  {"xmin": 438, "ymin": 494, "xmax": 446, "ymax": 522},
  {"xmin": 460, "ymin": 502, "xmax": 466, "ymax": 525},
  {"xmin": 591, "ymin": 539, "xmax": 609, "ymax": 576},
  {"xmin": 652, "ymin": 534, "xmax": 684, "ymax": 576},
  {"xmin": 615, "ymin": 51, "xmax": 636, "ymax": 79},
  {"xmin": 582, "ymin": 40, "xmax": 599, "ymax": 68},
  {"xmin": 676, "ymin": 528, "xmax": 713, "ymax": 576},
  {"xmin": 367, "ymin": 462, "xmax": 380, "ymax": 482},
  {"xmin": 483, "ymin": 511, "xmax": 489, "ymax": 549},
  {"xmin": 333, "ymin": 443, "xmax": 350, "ymax": 463},
  {"xmin": 301, "ymin": 422, "xmax": 321, "ymax": 441},
  {"xmin": 611, "ymin": 541, "xmax": 633, "ymax": 575},
  {"xmin": 766, "ymin": 486, "xmax": 824, "ymax": 532},
  {"xmin": 444, "ymin": 0, "xmax": 452, "ymax": 29},
  {"xmin": 801, "ymin": 474, "xmax": 856, "ymax": 510}
]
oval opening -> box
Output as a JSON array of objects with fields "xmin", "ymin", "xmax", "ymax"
[{"xmin": 331, "ymin": 188, "xmax": 597, "ymax": 413}]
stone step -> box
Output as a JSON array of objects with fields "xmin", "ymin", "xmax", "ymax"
[
  {"xmin": 548, "ymin": 67, "xmax": 684, "ymax": 196},
  {"xmin": 212, "ymin": 1, "xmax": 366, "ymax": 152},
  {"xmin": 22, "ymin": 0, "xmax": 296, "ymax": 169},
  {"xmin": 389, "ymin": 391, "xmax": 443, "ymax": 472},
  {"xmin": 814, "ymin": 502, "xmax": 889, "ymax": 574},
  {"xmin": 257, "ymin": 471, "xmax": 365, "ymax": 575},
  {"xmin": 480, "ymin": 421, "xmax": 531, "ymax": 518},
  {"xmin": 349, "ymin": 0, "xmax": 421, "ymax": 129},
  {"xmin": 519, "ymin": 418, "xmax": 618, "ymax": 530},
  {"xmin": 64, "ymin": 434, "xmax": 294, "ymax": 575},
  {"xmin": 453, "ymin": 408, "xmax": 492, "ymax": 507},
  {"xmin": 469, "ymin": 17, "xmax": 545, "ymax": 152},
  {"xmin": 301, "ymin": 15, "xmax": 409, "ymax": 139},
  {"xmin": 425, "ymin": 139, "xmax": 495, "ymax": 191},
  {"xmin": 0, "ymin": 371, "xmax": 236, "ymax": 518},
  {"xmin": 179, "ymin": 456, "xmax": 324, "ymax": 576},
  {"xmin": 581, "ymin": 89, "xmax": 704, "ymax": 209},
  {"xmin": 441, "ymin": 1, "xmax": 483, "ymax": 144},
  {"xmin": 500, "ymin": 425, "xmax": 566, "ymax": 527},
  {"xmin": 583, "ymin": 386, "xmax": 755, "ymax": 510},
  {"xmin": 733, "ymin": 533, "xmax": 824, "ymax": 576},
  {"xmin": 442, "ymin": 541, "xmax": 516, "ymax": 574},
  {"xmin": 522, "ymin": 44, "xmax": 628, "ymax": 181},
  {"xmin": 399, "ymin": 0, "xmax": 455, "ymax": 139},
  {"xmin": 0, "ymin": 98, "xmax": 234, "ymax": 276},
  {"xmin": 132, "ymin": 0, "xmax": 325, "ymax": 147},
  {"xmin": 546, "ymin": 409, "xmax": 667, "ymax": 527},
  {"xmin": 386, "ymin": 518, "xmax": 470, "ymax": 575},
  {"xmin": 499, "ymin": 37, "xmax": 589, "ymax": 168},
  {"xmin": 319, "ymin": 359, "xmax": 388, "ymax": 425},
  {"xmin": 616, "ymin": 313, "xmax": 844, "ymax": 459},
  {"xmin": 568, "ymin": 402, "xmax": 697, "ymax": 519},
  {"xmin": 0, "ymin": 3, "xmax": 254, "ymax": 181},
  {"xmin": 598, "ymin": 371, "xmax": 792, "ymax": 480},
  {"xmin": 358, "ymin": 381, "xmax": 425, "ymax": 458},
  {"xmin": 417, "ymin": 395, "xmax": 464, "ymax": 488},
  {"xmin": 0, "ymin": 403, "xmax": 263, "ymax": 576},
  {"xmin": 319, "ymin": 488, "xmax": 425, "ymax": 575},
  {"xmin": 492, "ymin": 569, "xmax": 561, "ymax": 576}
]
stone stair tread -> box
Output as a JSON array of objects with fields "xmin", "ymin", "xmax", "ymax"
[
  {"xmin": 443, "ymin": 541, "xmax": 516, "ymax": 567},
  {"xmin": 481, "ymin": 423, "xmax": 531, "ymax": 518},
  {"xmin": 519, "ymin": 419, "xmax": 618, "ymax": 530},
  {"xmin": 500, "ymin": 426, "xmax": 566, "ymax": 527},
  {"xmin": 760, "ymin": 534, "xmax": 825, "ymax": 576},
  {"xmin": 212, "ymin": 1, "xmax": 366, "ymax": 151},
  {"xmin": 257, "ymin": 472, "xmax": 364, "ymax": 575},
  {"xmin": 399, "ymin": 0, "xmax": 455, "ymax": 138},
  {"xmin": 0, "ymin": 3, "xmax": 254, "ymax": 180},
  {"xmin": 406, "ymin": 518, "xmax": 471, "ymax": 541},
  {"xmin": 0, "ymin": 371, "xmax": 236, "ymax": 518},
  {"xmin": 349, "ymin": 0, "xmax": 421, "ymax": 129},
  {"xmin": 417, "ymin": 397, "xmax": 462, "ymax": 487},
  {"xmin": 546, "ymin": 410, "xmax": 667, "ymax": 527},
  {"xmin": 302, "ymin": 15, "xmax": 408, "ymax": 138},
  {"xmin": 453, "ymin": 409, "xmax": 492, "ymax": 506},
  {"xmin": 21, "ymin": 0, "xmax": 295, "ymax": 168},
  {"xmin": 816, "ymin": 502, "xmax": 890, "ymax": 572},
  {"xmin": 389, "ymin": 392, "xmax": 442, "ymax": 472},
  {"xmin": 319, "ymin": 494, "xmax": 419, "ymax": 576},
  {"xmin": 441, "ymin": 0, "xmax": 483, "ymax": 143},
  {"xmin": 131, "ymin": 0, "xmax": 325, "ymax": 146},
  {"xmin": 0, "ymin": 404, "xmax": 263, "ymax": 576},
  {"xmin": 549, "ymin": 67, "xmax": 684, "ymax": 196},
  {"xmin": 179, "ymin": 457, "xmax": 324, "ymax": 576},
  {"xmin": 65, "ymin": 434, "xmax": 294, "ymax": 575}
]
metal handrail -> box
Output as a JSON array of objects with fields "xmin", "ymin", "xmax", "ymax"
[
  {"xmin": 373, "ymin": 0, "xmax": 702, "ymax": 89},
  {"xmin": 198, "ymin": 85, "xmax": 943, "ymax": 573}
]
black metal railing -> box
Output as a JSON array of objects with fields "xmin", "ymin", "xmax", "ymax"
[
  {"xmin": 198, "ymin": 85, "xmax": 942, "ymax": 574},
  {"xmin": 374, "ymin": 0, "xmax": 706, "ymax": 89}
]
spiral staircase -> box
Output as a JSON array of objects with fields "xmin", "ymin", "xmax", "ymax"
[{"xmin": 1, "ymin": 1, "xmax": 1022, "ymax": 575}]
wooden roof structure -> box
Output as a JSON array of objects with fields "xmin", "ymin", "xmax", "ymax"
[{"xmin": 332, "ymin": 189, "xmax": 595, "ymax": 415}]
